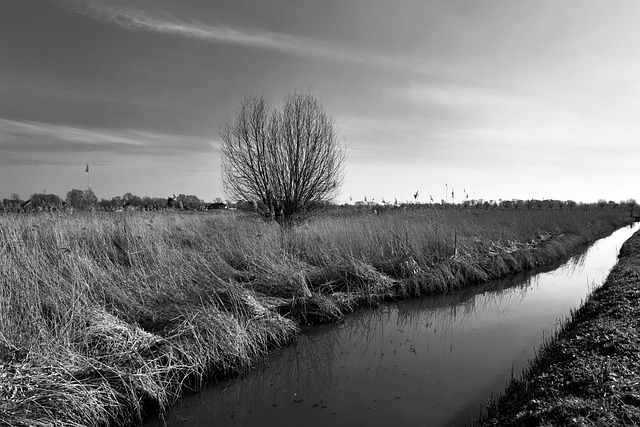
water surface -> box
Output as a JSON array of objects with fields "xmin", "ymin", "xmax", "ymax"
[{"xmin": 152, "ymin": 223, "xmax": 639, "ymax": 426}]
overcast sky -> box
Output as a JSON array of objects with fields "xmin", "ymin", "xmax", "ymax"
[{"xmin": 1, "ymin": 0, "xmax": 639, "ymax": 204}]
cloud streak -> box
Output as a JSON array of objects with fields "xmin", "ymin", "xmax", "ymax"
[
  {"xmin": 66, "ymin": 0, "xmax": 303, "ymax": 50},
  {"xmin": 63, "ymin": 0, "xmax": 445, "ymax": 76},
  {"xmin": 0, "ymin": 118, "xmax": 216, "ymax": 165}
]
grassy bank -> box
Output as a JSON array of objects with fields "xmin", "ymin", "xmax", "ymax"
[
  {"xmin": 0, "ymin": 208, "xmax": 633, "ymax": 426},
  {"xmin": 481, "ymin": 227, "xmax": 640, "ymax": 426}
]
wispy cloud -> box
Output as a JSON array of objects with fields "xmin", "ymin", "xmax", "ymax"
[
  {"xmin": 399, "ymin": 82, "xmax": 640, "ymax": 151},
  {"xmin": 0, "ymin": 118, "xmax": 217, "ymax": 165},
  {"xmin": 66, "ymin": 0, "xmax": 306, "ymax": 51},
  {"xmin": 2, "ymin": 118, "xmax": 143, "ymax": 148},
  {"xmin": 63, "ymin": 0, "xmax": 445, "ymax": 76}
]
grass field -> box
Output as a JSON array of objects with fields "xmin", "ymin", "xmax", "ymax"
[{"xmin": 0, "ymin": 207, "xmax": 634, "ymax": 426}]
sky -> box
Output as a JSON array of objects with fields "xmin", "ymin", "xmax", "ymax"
[{"xmin": 1, "ymin": 0, "xmax": 639, "ymax": 204}]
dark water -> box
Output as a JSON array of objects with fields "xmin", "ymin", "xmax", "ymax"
[{"xmin": 150, "ymin": 223, "xmax": 639, "ymax": 427}]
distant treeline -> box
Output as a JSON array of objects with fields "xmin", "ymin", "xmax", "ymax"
[
  {"xmin": 286, "ymin": 199, "xmax": 636, "ymax": 224},
  {"xmin": 337, "ymin": 198, "xmax": 637, "ymax": 212},
  {"xmin": 1, "ymin": 190, "xmax": 229, "ymax": 212},
  {"xmin": 1, "ymin": 190, "xmax": 637, "ymax": 217}
]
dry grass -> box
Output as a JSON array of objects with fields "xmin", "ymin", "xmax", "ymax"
[{"xmin": 0, "ymin": 207, "xmax": 632, "ymax": 426}]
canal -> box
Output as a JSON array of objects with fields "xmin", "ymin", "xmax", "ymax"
[{"xmin": 151, "ymin": 223, "xmax": 639, "ymax": 426}]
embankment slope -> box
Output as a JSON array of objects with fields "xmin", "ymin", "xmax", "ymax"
[{"xmin": 481, "ymin": 228, "xmax": 640, "ymax": 426}]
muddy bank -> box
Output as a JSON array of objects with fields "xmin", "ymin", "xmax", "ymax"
[{"xmin": 481, "ymin": 228, "xmax": 640, "ymax": 426}]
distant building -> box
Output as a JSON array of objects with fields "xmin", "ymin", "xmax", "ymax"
[{"xmin": 207, "ymin": 202, "xmax": 227, "ymax": 210}]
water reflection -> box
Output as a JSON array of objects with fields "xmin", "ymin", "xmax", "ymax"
[{"xmin": 152, "ymin": 223, "xmax": 639, "ymax": 427}]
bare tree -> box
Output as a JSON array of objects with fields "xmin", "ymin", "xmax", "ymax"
[{"xmin": 221, "ymin": 92, "xmax": 345, "ymax": 225}]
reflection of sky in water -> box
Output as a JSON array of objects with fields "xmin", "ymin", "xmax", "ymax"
[{"xmin": 151, "ymin": 223, "xmax": 639, "ymax": 427}]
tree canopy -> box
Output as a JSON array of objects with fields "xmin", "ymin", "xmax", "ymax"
[{"xmin": 220, "ymin": 91, "xmax": 345, "ymax": 225}]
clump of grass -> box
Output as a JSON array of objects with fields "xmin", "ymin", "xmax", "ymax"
[{"xmin": 0, "ymin": 208, "xmax": 633, "ymax": 426}]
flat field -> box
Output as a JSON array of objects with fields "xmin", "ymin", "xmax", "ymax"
[{"xmin": 0, "ymin": 207, "xmax": 633, "ymax": 426}]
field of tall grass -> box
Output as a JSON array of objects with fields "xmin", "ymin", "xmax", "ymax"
[{"xmin": 0, "ymin": 207, "xmax": 633, "ymax": 426}]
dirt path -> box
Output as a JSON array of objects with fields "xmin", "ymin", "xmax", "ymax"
[{"xmin": 481, "ymin": 229, "xmax": 640, "ymax": 426}]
